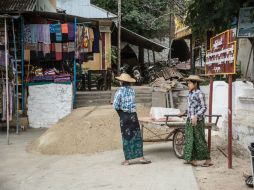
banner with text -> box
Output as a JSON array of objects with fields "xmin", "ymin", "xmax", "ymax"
[{"xmin": 205, "ymin": 30, "xmax": 236, "ymax": 75}]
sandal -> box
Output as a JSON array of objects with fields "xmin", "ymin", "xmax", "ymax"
[
  {"xmin": 139, "ymin": 159, "xmax": 152, "ymax": 164},
  {"xmin": 121, "ymin": 161, "xmax": 130, "ymax": 166},
  {"xmin": 201, "ymin": 163, "xmax": 214, "ymax": 167}
]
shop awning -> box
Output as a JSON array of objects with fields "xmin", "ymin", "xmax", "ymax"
[
  {"xmin": 0, "ymin": 0, "xmax": 36, "ymax": 12},
  {"xmin": 21, "ymin": 11, "xmax": 93, "ymax": 23},
  {"xmin": 112, "ymin": 26, "xmax": 168, "ymax": 52}
]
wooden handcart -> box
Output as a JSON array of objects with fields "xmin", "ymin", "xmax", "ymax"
[{"xmin": 139, "ymin": 115, "xmax": 221, "ymax": 158}]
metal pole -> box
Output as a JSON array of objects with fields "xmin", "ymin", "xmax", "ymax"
[
  {"xmin": 21, "ymin": 16, "xmax": 25, "ymax": 114},
  {"xmin": 5, "ymin": 18, "xmax": 10, "ymax": 145},
  {"xmin": 228, "ymin": 74, "xmax": 233, "ymax": 169},
  {"xmin": 12, "ymin": 18, "xmax": 19, "ymax": 134},
  {"xmin": 73, "ymin": 17, "xmax": 77, "ymax": 108},
  {"xmin": 208, "ymin": 76, "xmax": 213, "ymax": 151},
  {"xmin": 117, "ymin": 0, "xmax": 121, "ymax": 75}
]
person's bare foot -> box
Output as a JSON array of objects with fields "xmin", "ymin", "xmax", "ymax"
[
  {"xmin": 121, "ymin": 160, "xmax": 130, "ymax": 166},
  {"xmin": 139, "ymin": 157, "xmax": 152, "ymax": 164},
  {"xmin": 191, "ymin": 160, "xmax": 198, "ymax": 166},
  {"xmin": 201, "ymin": 160, "xmax": 214, "ymax": 167}
]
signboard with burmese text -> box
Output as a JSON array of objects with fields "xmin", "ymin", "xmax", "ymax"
[{"xmin": 205, "ymin": 29, "xmax": 236, "ymax": 75}]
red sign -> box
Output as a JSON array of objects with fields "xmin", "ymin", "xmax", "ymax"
[{"xmin": 205, "ymin": 30, "xmax": 236, "ymax": 75}]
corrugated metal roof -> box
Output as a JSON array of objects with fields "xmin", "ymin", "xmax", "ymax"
[
  {"xmin": 112, "ymin": 26, "xmax": 168, "ymax": 52},
  {"xmin": 57, "ymin": 0, "xmax": 116, "ymax": 19},
  {"xmin": 0, "ymin": 0, "xmax": 36, "ymax": 12}
]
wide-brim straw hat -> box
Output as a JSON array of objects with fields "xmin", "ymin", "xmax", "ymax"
[
  {"xmin": 184, "ymin": 75, "xmax": 205, "ymax": 82},
  {"xmin": 115, "ymin": 73, "xmax": 136, "ymax": 83}
]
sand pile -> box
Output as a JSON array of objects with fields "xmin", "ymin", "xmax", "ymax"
[{"xmin": 27, "ymin": 105, "xmax": 150, "ymax": 155}]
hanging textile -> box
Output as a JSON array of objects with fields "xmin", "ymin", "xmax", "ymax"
[
  {"xmin": 68, "ymin": 42, "xmax": 75, "ymax": 60},
  {"xmin": 50, "ymin": 43, "xmax": 56, "ymax": 60},
  {"xmin": 93, "ymin": 27, "xmax": 100, "ymax": 53},
  {"xmin": 0, "ymin": 50, "xmax": 5, "ymax": 66},
  {"xmin": 24, "ymin": 25, "xmax": 32, "ymax": 43},
  {"xmin": 88, "ymin": 28, "xmax": 94, "ymax": 53},
  {"xmin": 50, "ymin": 24, "xmax": 56, "ymax": 43},
  {"xmin": 43, "ymin": 44, "xmax": 51, "ymax": 61},
  {"xmin": 55, "ymin": 43, "xmax": 62, "ymax": 61},
  {"xmin": 55, "ymin": 24, "xmax": 62, "ymax": 43},
  {"xmin": 42, "ymin": 24, "xmax": 51, "ymax": 44},
  {"xmin": 30, "ymin": 43, "xmax": 38, "ymax": 61},
  {"xmin": 38, "ymin": 43, "xmax": 44, "ymax": 60},
  {"xmin": 61, "ymin": 24, "xmax": 68, "ymax": 42},
  {"xmin": 68, "ymin": 23, "xmax": 75, "ymax": 42},
  {"xmin": 31, "ymin": 24, "xmax": 38, "ymax": 43},
  {"xmin": 82, "ymin": 27, "xmax": 89, "ymax": 51},
  {"xmin": 62, "ymin": 43, "xmax": 68, "ymax": 60}
]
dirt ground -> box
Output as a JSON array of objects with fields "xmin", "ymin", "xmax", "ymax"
[
  {"xmin": 27, "ymin": 105, "xmax": 252, "ymax": 190},
  {"xmin": 193, "ymin": 133, "xmax": 251, "ymax": 190}
]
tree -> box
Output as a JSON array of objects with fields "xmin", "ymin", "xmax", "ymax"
[
  {"xmin": 185, "ymin": 0, "xmax": 254, "ymax": 39},
  {"xmin": 92, "ymin": 0, "xmax": 183, "ymax": 38}
]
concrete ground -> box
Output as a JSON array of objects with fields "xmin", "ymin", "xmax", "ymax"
[{"xmin": 0, "ymin": 129, "xmax": 199, "ymax": 190}]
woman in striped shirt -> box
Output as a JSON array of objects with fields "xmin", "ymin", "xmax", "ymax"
[{"xmin": 180, "ymin": 75, "xmax": 213, "ymax": 167}]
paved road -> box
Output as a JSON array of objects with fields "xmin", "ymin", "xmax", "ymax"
[{"xmin": 0, "ymin": 129, "xmax": 199, "ymax": 190}]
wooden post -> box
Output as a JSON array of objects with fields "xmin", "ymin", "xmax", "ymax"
[
  {"xmin": 168, "ymin": 13, "xmax": 172, "ymax": 66},
  {"xmin": 208, "ymin": 76, "xmax": 214, "ymax": 151},
  {"xmin": 228, "ymin": 74, "xmax": 233, "ymax": 169},
  {"xmin": 5, "ymin": 18, "xmax": 10, "ymax": 145},
  {"xmin": 117, "ymin": 0, "xmax": 121, "ymax": 75},
  {"xmin": 138, "ymin": 46, "xmax": 144, "ymax": 65}
]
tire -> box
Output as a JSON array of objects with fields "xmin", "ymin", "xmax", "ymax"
[{"xmin": 173, "ymin": 129, "xmax": 185, "ymax": 159}]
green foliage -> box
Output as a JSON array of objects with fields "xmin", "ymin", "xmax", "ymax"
[
  {"xmin": 91, "ymin": 0, "xmax": 174, "ymax": 38},
  {"xmin": 185, "ymin": 0, "xmax": 254, "ymax": 39}
]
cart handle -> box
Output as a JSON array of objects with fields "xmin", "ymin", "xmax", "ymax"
[{"xmin": 164, "ymin": 114, "xmax": 222, "ymax": 126}]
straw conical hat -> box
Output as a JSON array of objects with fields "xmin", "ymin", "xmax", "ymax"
[
  {"xmin": 115, "ymin": 73, "xmax": 136, "ymax": 83},
  {"xmin": 184, "ymin": 75, "xmax": 205, "ymax": 82}
]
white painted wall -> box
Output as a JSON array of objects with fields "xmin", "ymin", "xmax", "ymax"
[
  {"xmin": 237, "ymin": 38, "xmax": 254, "ymax": 80},
  {"xmin": 28, "ymin": 83, "xmax": 73, "ymax": 128}
]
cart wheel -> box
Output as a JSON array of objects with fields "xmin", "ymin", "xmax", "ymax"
[{"xmin": 173, "ymin": 129, "xmax": 185, "ymax": 159}]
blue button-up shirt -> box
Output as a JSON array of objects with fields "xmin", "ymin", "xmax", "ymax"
[
  {"xmin": 187, "ymin": 89, "xmax": 207, "ymax": 120},
  {"xmin": 113, "ymin": 86, "xmax": 136, "ymax": 113}
]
